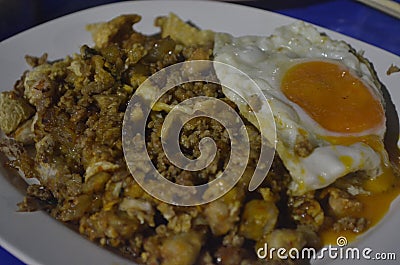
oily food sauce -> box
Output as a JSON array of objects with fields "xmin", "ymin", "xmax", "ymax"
[{"xmin": 321, "ymin": 164, "xmax": 400, "ymax": 245}]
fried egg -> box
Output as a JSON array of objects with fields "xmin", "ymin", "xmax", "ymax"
[{"xmin": 213, "ymin": 22, "xmax": 389, "ymax": 195}]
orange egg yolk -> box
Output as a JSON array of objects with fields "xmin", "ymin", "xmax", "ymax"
[
  {"xmin": 281, "ymin": 61, "xmax": 385, "ymax": 134},
  {"xmin": 282, "ymin": 61, "xmax": 400, "ymax": 245}
]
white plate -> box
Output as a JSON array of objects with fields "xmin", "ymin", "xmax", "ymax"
[{"xmin": 1, "ymin": 1, "xmax": 399, "ymax": 265}]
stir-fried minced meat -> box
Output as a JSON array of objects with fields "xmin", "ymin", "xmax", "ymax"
[{"xmin": 0, "ymin": 13, "xmax": 396, "ymax": 265}]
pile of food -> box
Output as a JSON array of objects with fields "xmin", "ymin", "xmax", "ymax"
[{"xmin": 0, "ymin": 13, "xmax": 399, "ymax": 265}]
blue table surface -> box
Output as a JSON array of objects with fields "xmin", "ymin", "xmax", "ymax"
[{"xmin": 0, "ymin": 0, "xmax": 399, "ymax": 264}]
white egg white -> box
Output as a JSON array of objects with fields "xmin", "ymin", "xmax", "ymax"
[{"xmin": 213, "ymin": 21, "xmax": 387, "ymax": 195}]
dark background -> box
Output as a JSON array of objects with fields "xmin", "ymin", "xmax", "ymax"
[{"xmin": 1, "ymin": 0, "xmax": 400, "ymax": 55}]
